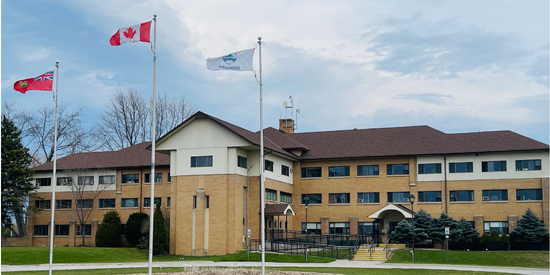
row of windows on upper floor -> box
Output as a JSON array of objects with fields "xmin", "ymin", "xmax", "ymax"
[
  {"xmin": 193, "ymin": 155, "xmax": 292, "ymax": 176},
  {"xmin": 35, "ymin": 173, "xmax": 172, "ymax": 187},
  {"xmin": 299, "ymin": 188, "xmax": 543, "ymax": 204},
  {"xmin": 34, "ymin": 197, "xmax": 171, "ymax": 210},
  {"xmin": 301, "ymin": 159, "xmax": 542, "ymax": 178}
]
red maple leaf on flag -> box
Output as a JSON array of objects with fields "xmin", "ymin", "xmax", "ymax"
[{"xmin": 123, "ymin": 27, "xmax": 136, "ymax": 39}]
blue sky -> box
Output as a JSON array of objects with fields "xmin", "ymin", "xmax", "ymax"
[{"xmin": 2, "ymin": 0, "xmax": 549, "ymax": 144}]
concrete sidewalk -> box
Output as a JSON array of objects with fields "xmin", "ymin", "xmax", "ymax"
[{"xmin": 2, "ymin": 260, "xmax": 548, "ymax": 275}]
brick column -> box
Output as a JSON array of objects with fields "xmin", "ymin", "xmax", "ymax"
[
  {"xmin": 542, "ymin": 178, "xmax": 549, "ymax": 229},
  {"xmin": 195, "ymin": 189, "xmax": 206, "ymax": 255},
  {"xmin": 91, "ymin": 219, "xmax": 98, "ymax": 247},
  {"xmin": 69, "ymin": 220, "xmax": 76, "ymax": 247},
  {"xmin": 508, "ymin": 215, "xmax": 518, "ymax": 233},
  {"xmin": 320, "ymin": 217, "xmax": 329, "ymax": 234},
  {"xmin": 474, "ymin": 215, "xmax": 484, "ymax": 236},
  {"xmin": 349, "ymin": 217, "xmax": 358, "ymax": 234},
  {"xmin": 27, "ymin": 215, "xmax": 35, "ymax": 246}
]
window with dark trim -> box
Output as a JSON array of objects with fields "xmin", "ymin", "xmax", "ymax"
[
  {"xmin": 167, "ymin": 197, "xmax": 171, "ymax": 207},
  {"xmin": 238, "ymin": 156, "xmax": 247, "ymax": 168},
  {"xmin": 56, "ymin": 200, "xmax": 72, "ymax": 209},
  {"xmin": 329, "ymin": 166, "xmax": 350, "ymax": 177},
  {"xmin": 516, "ymin": 189, "xmax": 542, "ymax": 201},
  {"xmin": 482, "ymin": 190, "xmax": 508, "ymax": 201},
  {"xmin": 78, "ymin": 176, "xmax": 94, "ymax": 185},
  {"xmin": 484, "ymin": 221, "xmax": 508, "ymax": 234},
  {"xmin": 77, "ymin": 199, "xmax": 93, "ymax": 209},
  {"xmin": 99, "ymin": 175, "xmax": 115, "ymax": 184},
  {"xmin": 76, "ymin": 224, "xmax": 91, "ymax": 236},
  {"xmin": 206, "ymin": 195, "xmax": 210, "ymax": 209},
  {"xmin": 449, "ymin": 162, "xmax": 473, "ymax": 173},
  {"xmin": 301, "ymin": 167, "xmax": 322, "ymax": 178},
  {"xmin": 282, "ymin": 165, "xmax": 290, "ymax": 176},
  {"xmin": 121, "ymin": 174, "xmax": 139, "ymax": 184},
  {"xmin": 193, "ymin": 196, "xmax": 197, "ymax": 209},
  {"xmin": 55, "ymin": 225, "xmax": 70, "ymax": 236},
  {"xmin": 387, "ymin": 192, "xmax": 410, "ymax": 203},
  {"xmin": 301, "ymin": 222, "xmax": 321, "ymax": 234},
  {"xmin": 36, "ymin": 178, "xmax": 51, "ymax": 186},
  {"xmin": 357, "ymin": 192, "xmax": 379, "ymax": 203},
  {"xmin": 482, "ymin": 161, "xmax": 507, "ymax": 172},
  {"xmin": 265, "ymin": 160, "xmax": 274, "ymax": 172},
  {"xmin": 144, "ymin": 173, "xmax": 162, "ymax": 183},
  {"xmin": 35, "ymin": 200, "xmax": 51, "ymax": 210},
  {"xmin": 191, "ymin": 156, "xmax": 213, "ymax": 167},
  {"xmin": 121, "ymin": 198, "xmax": 138, "ymax": 208},
  {"xmin": 266, "ymin": 189, "xmax": 277, "ymax": 201},
  {"xmin": 387, "ymin": 164, "xmax": 409, "ymax": 175},
  {"xmin": 167, "ymin": 173, "xmax": 172, "ymax": 183},
  {"xmin": 418, "ymin": 163, "xmax": 442, "ymax": 174},
  {"xmin": 280, "ymin": 192, "xmax": 292, "ymax": 203},
  {"xmin": 301, "ymin": 194, "xmax": 322, "ymax": 204},
  {"xmin": 329, "ymin": 193, "xmax": 350, "ymax": 204},
  {"xmin": 357, "ymin": 165, "xmax": 379, "ymax": 176},
  {"xmin": 329, "ymin": 222, "xmax": 350, "ymax": 234},
  {"xmin": 34, "ymin": 225, "xmax": 48, "ymax": 236},
  {"xmin": 450, "ymin": 190, "xmax": 474, "ymax": 202},
  {"xmin": 144, "ymin": 197, "xmax": 161, "ymax": 207},
  {"xmin": 418, "ymin": 191, "xmax": 442, "ymax": 202},
  {"xmin": 516, "ymin": 159, "xmax": 542, "ymax": 171},
  {"xmin": 57, "ymin": 177, "xmax": 73, "ymax": 186},
  {"xmin": 98, "ymin": 199, "xmax": 115, "ymax": 208}
]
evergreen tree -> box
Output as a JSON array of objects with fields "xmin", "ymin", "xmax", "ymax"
[
  {"xmin": 480, "ymin": 233, "xmax": 489, "ymax": 243},
  {"xmin": 430, "ymin": 213, "xmax": 459, "ymax": 244},
  {"xmin": 153, "ymin": 203, "xmax": 169, "ymax": 255},
  {"xmin": 390, "ymin": 219, "xmax": 412, "ymax": 244},
  {"xmin": 500, "ymin": 234, "xmax": 509, "ymax": 244},
  {"xmin": 1, "ymin": 116, "xmax": 37, "ymax": 237},
  {"xmin": 412, "ymin": 209, "xmax": 431, "ymax": 244},
  {"xmin": 125, "ymin": 212, "xmax": 149, "ymax": 247},
  {"xmin": 510, "ymin": 208, "xmax": 549, "ymax": 242},
  {"xmin": 95, "ymin": 211, "xmax": 122, "ymax": 247},
  {"xmin": 456, "ymin": 218, "xmax": 479, "ymax": 243}
]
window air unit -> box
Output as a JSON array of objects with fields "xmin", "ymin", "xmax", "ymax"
[
  {"xmin": 128, "ymin": 180, "xmax": 134, "ymax": 183},
  {"xmin": 482, "ymin": 196, "xmax": 489, "ymax": 201},
  {"xmin": 358, "ymin": 199, "xmax": 364, "ymax": 203},
  {"xmin": 403, "ymin": 198, "xmax": 410, "ymax": 202}
]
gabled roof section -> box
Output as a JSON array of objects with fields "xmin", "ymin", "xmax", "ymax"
[
  {"xmin": 265, "ymin": 203, "xmax": 295, "ymax": 216},
  {"xmin": 33, "ymin": 142, "xmax": 170, "ymax": 172},
  {"xmin": 263, "ymin": 127, "xmax": 309, "ymax": 151},
  {"xmin": 368, "ymin": 203, "xmax": 415, "ymax": 219}
]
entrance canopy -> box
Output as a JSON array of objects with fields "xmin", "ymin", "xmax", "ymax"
[
  {"xmin": 265, "ymin": 203, "xmax": 295, "ymax": 216},
  {"xmin": 368, "ymin": 203, "xmax": 415, "ymax": 219}
]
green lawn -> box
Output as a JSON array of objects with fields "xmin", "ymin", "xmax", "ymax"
[
  {"xmin": 1, "ymin": 247, "xmax": 332, "ymax": 265},
  {"xmin": 1, "ymin": 267, "xmax": 519, "ymax": 275},
  {"xmin": 386, "ymin": 249, "xmax": 550, "ymax": 268}
]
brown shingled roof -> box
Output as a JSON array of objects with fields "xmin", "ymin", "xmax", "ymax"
[{"xmin": 33, "ymin": 142, "xmax": 170, "ymax": 171}]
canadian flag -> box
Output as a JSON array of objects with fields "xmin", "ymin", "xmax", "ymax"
[{"xmin": 110, "ymin": 21, "xmax": 152, "ymax": 46}]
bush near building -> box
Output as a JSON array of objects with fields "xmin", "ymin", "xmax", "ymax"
[
  {"xmin": 125, "ymin": 212, "xmax": 149, "ymax": 247},
  {"xmin": 510, "ymin": 208, "xmax": 549, "ymax": 243},
  {"xmin": 95, "ymin": 211, "xmax": 122, "ymax": 247},
  {"xmin": 153, "ymin": 203, "xmax": 169, "ymax": 255}
]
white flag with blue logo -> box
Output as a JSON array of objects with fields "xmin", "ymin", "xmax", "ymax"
[{"xmin": 206, "ymin": 48, "xmax": 255, "ymax": 71}]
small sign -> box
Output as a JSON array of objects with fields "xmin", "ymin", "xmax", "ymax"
[
  {"xmin": 445, "ymin": 227, "xmax": 450, "ymax": 235},
  {"xmin": 247, "ymin": 229, "xmax": 251, "ymax": 238}
]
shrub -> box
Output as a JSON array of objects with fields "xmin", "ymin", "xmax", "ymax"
[
  {"xmin": 95, "ymin": 211, "xmax": 122, "ymax": 247},
  {"xmin": 489, "ymin": 230, "xmax": 501, "ymax": 242},
  {"xmin": 500, "ymin": 234, "xmax": 509, "ymax": 243},
  {"xmin": 125, "ymin": 212, "xmax": 149, "ymax": 247},
  {"xmin": 480, "ymin": 233, "xmax": 489, "ymax": 243},
  {"xmin": 153, "ymin": 203, "xmax": 169, "ymax": 255}
]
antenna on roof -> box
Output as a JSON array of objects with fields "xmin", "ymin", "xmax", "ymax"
[{"xmin": 282, "ymin": 96, "xmax": 298, "ymax": 131}]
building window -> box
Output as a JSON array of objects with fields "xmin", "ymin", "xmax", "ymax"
[
  {"xmin": 265, "ymin": 160, "xmax": 274, "ymax": 172},
  {"xmin": 266, "ymin": 189, "xmax": 277, "ymax": 201},
  {"xmin": 56, "ymin": 200, "xmax": 72, "ymax": 209},
  {"xmin": 358, "ymin": 222, "xmax": 379, "ymax": 235},
  {"xmin": 418, "ymin": 163, "xmax": 442, "ymax": 174},
  {"xmin": 121, "ymin": 198, "xmax": 138, "ymax": 208},
  {"xmin": 282, "ymin": 165, "xmax": 290, "ymax": 176},
  {"xmin": 418, "ymin": 191, "xmax": 442, "ymax": 202},
  {"xmin": 35, "ymin": 200, "xmax": 51, "ymax": 210},
  {"xmin": 301, "ymin": 194, "xmax": 322, "ymax": 204},
  {"xmin": 329, "ymin": 222, "xmax": 350, "ymax": 234},
  {"xmin": 121, "ymin": 174, "xmax": 139, "ymax": 184},
  {"xmin": 280, "ymin": 192, "xmax": 292, "ymax": 203},
  {"xmin": 144, "ymin": 197, "xmax": 161, "ymax": 207},
  {"xmin": 450, "ymin": 190, "xmax": 474, "ymax": 202},
  {"xmin": 387, "ymin": 192, "xmax": 410, "ymax": 203},
  {"xmin": 98, "ymin": 199, "xmax": 115, "ymax": 208},
  {"xmin": 78, "ymin": 176, "xmax": 94, "ymax": 185},
  {"xmin": 387, "ymin": 164, "xmax": 409, "ymax": 175},
  {"xmin": 99, "ymin": 176, "xmax": 115, "ymax": 184},
  {"xmin": 144, "ymin": 173, "xmax": 162, "ymax": 183},
  {"xmin": 516, "ymin": 159, "xmax": 542, "ymax": 171},
  {"xmin": 301, "ymin": 167, "xmax": 322, "ymax": 178},
  {"xmin": 329, "ymin": 193, "xmax": 350, "ymax": 204},
  {"xmin": 516, "ymin": 189, "xmax": 542, "ymax": 201},
  {"xmin": 34, "ymin": 225, "xmax": 48, "ymax": 236},
  {"xmin": 76, "ymin": 224, "xmax": 91, "ymax": 236},
  {"xmin": 357, "ymin": 165, "xmax": 379, "ymax": 176},
  {"xmin": 206, "ymin": 195, "xmax": 210, "ymax": 209},
  {"xmin": 191, "ymin": 156, "xmax": 213, "ymax": 167},
  {"xmin": 329, "ymin": 166, "xmax": 350, "ymax": 177},
  {"xmin": 55, "ymin": 225, "xmax": 70, "ymax": 236},
  {"xmin": 193, "ymin": 196, "xmax": 197, "ymax": 209},
  {"xmin": 77, "ymin": 199, "xmax": 93, "ymax": 209},
  {"xmin": 482, "ymin": 161, "xmax": 507, "ymax": 172},
  {"xmin": 167, "ymin": 173, "xmax": 172, "ymax": 183},
  {"xmin": 167, "ymin": 197, "xmax": 171, "ymax": 207},
  {"xmin": 357, "ymin": 192, "xmax": 379, "ymax": 203},
  {"xmin": 449, "ymin": 162, "xmax": 473, "ymax": 173},
  {"xmin": 482, "ymin": 190, "xmax": 508, "ymax": 201},
  {"xmin": 238, "ymin": 156, "xmax": 247, "ymax": 168},
  {"xmin": 484, "ymin": 221, "xmax": 509, "ymax": 234},
  {"xmin": 301, "ymin": 222, "xmax": 321, "ymax": 234},
  {"xmin": 57, "ymin": 177, "xmax": 73, "ymax": 186},
  {"xmin": 36, "ymin": 178, "xmax": 51, "ymax": 186}
]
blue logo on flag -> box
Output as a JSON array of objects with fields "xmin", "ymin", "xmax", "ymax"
[{"xmin": 223, "ymin": 53, "xmax": 237, "ymax": 64}]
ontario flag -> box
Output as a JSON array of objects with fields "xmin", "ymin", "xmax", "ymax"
[
  {"xmin": 110, "ymin": 21, "xmax": 152, "ymax": 46},
  {"xmin": 13, "ymin": 70, "xmax": 54, "ymax": 94}
]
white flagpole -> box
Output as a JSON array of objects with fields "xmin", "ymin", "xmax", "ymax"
[
  {"xmin": 148, "ymin": 14, "xmax": 157, "ymax": 275},
  {"xmin": 48, "ymin": 60, "xmax": 60, "ymax": 275},
  {"xmin": 258, "ymin": 36, "xmax": 266, "ymax": 275}
]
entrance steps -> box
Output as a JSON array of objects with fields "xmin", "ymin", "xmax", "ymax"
[
  {"xmin": 378, "ymin": 243, "xmax": 406, "ymax": 248},
  {"xmin": 353, "ymin": 248, "xmax": 387, "ymax": 261}
]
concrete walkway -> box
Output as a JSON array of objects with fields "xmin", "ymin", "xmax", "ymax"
[{"xmin": 2, "ymin": 260, "xmax": 548, "ymax": 275}]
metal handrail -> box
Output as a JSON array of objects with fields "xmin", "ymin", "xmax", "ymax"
[
  {"xmin": 367, "ymin": 237, "xmax": 376, "ymax": 257},
  {"xmin": 383, "ymin": 237, "xmax": 392, "ymax": 258}
]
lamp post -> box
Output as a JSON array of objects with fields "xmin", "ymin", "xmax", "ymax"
[
  {"xmin": 304, "ymin": 196, "xmax": 309, "ymax": 262},
  {"xmin": 409, "ymin": 194, "xmax": 415, "ymax": 263}
]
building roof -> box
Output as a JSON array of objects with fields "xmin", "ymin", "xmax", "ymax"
[{"xmin": 33, "ymin": 142, "xmax": 170, "ymax": 171}]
